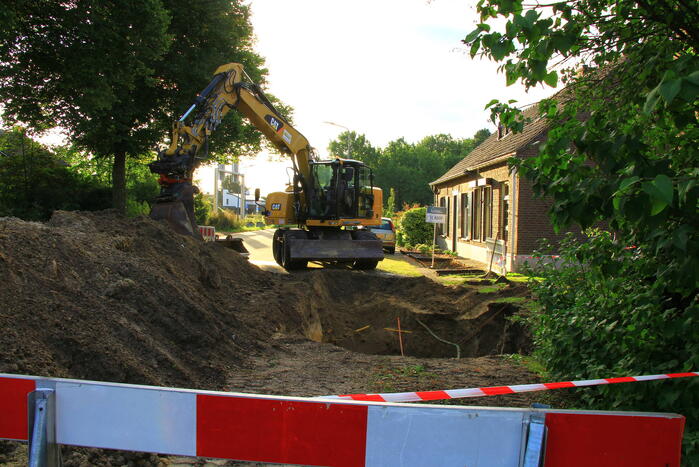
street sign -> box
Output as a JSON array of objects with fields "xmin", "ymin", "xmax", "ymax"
[{"xmin": 426, "ymin": 206, "xmax": 447, "ymax": 224}]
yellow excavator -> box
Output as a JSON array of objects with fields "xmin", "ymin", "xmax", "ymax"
[{"xmin": 148, "ymin": 63, "xmax": 384, "ymax": 270}]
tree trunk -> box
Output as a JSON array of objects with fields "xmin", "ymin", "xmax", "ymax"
[{"xmin": 112, "ymin": 151, "xmax": 127, "ymax": 214}]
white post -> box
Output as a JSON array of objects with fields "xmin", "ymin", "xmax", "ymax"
[
  {"xmin": 431, "ymin": 222, "xmax": 437, "ymax": 269},
  {"xmin": 213, "ymin": 165, "xmax": 219, "ymax": 212}
]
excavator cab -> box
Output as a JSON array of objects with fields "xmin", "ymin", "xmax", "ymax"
[{"xmin": 307, "ymin": 160, "xmax": 374, "ymax": 221}]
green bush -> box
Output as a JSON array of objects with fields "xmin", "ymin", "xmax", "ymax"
[
  {"xmin": 398, "ymin": 207, "xmax": 432, "ymax": 247},
  {"xmin": 125, "ymin": 199, "xmax": 150, "ymax": 217},
  {"xmin": 208, "ymin": 208, "xmax": 243, "ymax": 232},
  {"xmin": 526, "ymin": 231, "xmax": 698, "ymax": 461},
  {"xmin": 194, "ymin": 193, "xmax": 213, "ymax": 225},
  {"xmin": 415, "ymin": 244, "xmax": 431, "ymax": 254},
  {"xmin": 0, "ymin": 130, "xmax": 112, "ymax": 220}
]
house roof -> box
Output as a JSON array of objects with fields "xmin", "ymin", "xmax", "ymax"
[{"xmin": 430, "ymin": 104, "xmax": 549, "ymax": 186}]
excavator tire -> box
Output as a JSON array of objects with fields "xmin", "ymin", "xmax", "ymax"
[
  {"xmin": 351, "ymin": 230, "xmax": 380, "ymax": 270},
  {"xmin": 352, "ymin": 259, "xmax": 379, "ymax": 270},
  {"xmin": 275, "ymin": 229, "xmax": 308, "ymax": 271}
]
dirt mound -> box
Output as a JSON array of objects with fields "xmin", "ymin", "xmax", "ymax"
[
  {"xmin": 0, "ymin": 210, "xmax": 295, "ymax": 388},
  {"xmin": 0, "ymin": 210, "xmax": 529, "ymax": 387},
  {"xmin": 0, "ymin": 210, "xmax": 534, "ymax": 465}
]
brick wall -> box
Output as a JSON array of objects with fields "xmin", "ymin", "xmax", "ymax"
[{"xmin": 514, "ymin": 147, "xmax": 582, "ymax": 255}]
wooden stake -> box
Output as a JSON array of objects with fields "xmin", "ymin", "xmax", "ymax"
[{"xmin": 397, "ymin": 317, "xmax": 405, "ymax": 357}]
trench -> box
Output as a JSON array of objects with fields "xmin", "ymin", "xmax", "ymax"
[{"xmin": 292, "ymin": 271, "xmax": 531, "ymax": 359}]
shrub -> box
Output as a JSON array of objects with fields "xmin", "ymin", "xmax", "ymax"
[
  {"xmin": 194, "ymin": 193, "xmax": 213, "ymax": 225},
  {"xmin": 398, "ymin": 207, "xmax": 432, "ymax": 246},
  {"xmin": 415, "ymin": 243, "xmax": 431, "ymax": 254},
  {"xmin": 526, "ymin": 231, "xmax": 698, "ymax": 461},
  {"xmin": 208, "ymin": 208, "xmax": 243, "ymax": 232}
]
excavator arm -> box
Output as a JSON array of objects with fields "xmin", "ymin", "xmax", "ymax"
[{"xmin": 148, "ymin": 63, "xmax": 312, "ymax": 236}]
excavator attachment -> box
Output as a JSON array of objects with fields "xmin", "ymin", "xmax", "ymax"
[
  {"xmin": 149, "ymin": 182, "xmax": 201, "ymax": 239},
  {"xmin": 273, "ymin": 228, "xmax": 384, "ymax": 270}
]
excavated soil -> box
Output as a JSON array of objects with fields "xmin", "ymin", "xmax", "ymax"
[{"xmin": 0, "ymin": 211, "xmax": 557, "ymax": 467}]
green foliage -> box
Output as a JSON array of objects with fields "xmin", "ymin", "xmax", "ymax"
[
  {"xmin": 526, "ymin": 232, "xmax": 699, "ymax": 461},
  {"xmin": 468, "ymin": 1, "xmax": 699, "ymax": 458},
  {"xmin": 0, "ymin": 0, "xmax": 271, "ymax": 210},
  {"xmin": 398, "ymin": 207, "xmax": 433, "ymax": 247},
  {"xmin": 194, "ymin": 193, "xmax": 213, "ymax": 226},
  {"xmin": 207, "ymin": 209, "xmax": 244, "ymax": 232},
  {"xmin": 415, "ymin": 244, "xmax": 432, "ymax": 254},
  {"xmin": 0, "ymin": 129, "xmax": 111, "ymax": 220},
  {"xmin": 57, "ymin": 144, "xmax": 159, "ymax": 218},
  {"xmin": 328, "ymin": 130, "xmax": 490, "ymax": 207},
  {"xmin": 385, "ymin": 188, "xmax": 396, "ymax": 217}
]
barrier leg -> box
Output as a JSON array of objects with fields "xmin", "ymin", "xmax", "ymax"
[
  {"xmin": 27, "ymin": 389, "xmax": 62, "ymax": 467},
  {"xmin": 522, "ymin": 412, "xmax": 547, "ymax": 467}
]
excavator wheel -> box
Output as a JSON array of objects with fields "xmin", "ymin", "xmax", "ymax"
[
  {"xmin": 352, "ymin": 259, "xmax": 379, "ymax": 270},
  {"xmin": 351, "ymin": 230, "xmax": 380, "ymax": 270},
  {"xmin": 274, "ymin": 229, "xmax": 308, "ymax": 271}
]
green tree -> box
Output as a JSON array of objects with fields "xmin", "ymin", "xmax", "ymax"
[
  {"xmin": 0, "ymin": 128, "xmax": 111, "ymax": 220},
  {"xmin": 385, "ymin": 188, "xmax": 397, "ymax": 217},
  {"xmin": 0, "ymin": 0, "xmax": 270, "ymax": 213},
  {"xmin": 465, "ymin": 0, "xmax": 699, "ymax": 458},
  {"xmin": 329, "ymin": 130, "xmax": 490, "ymax": 208},
  {"xmin": 328, "ymin": 131, "xmax": 381, "ymax": 167}
]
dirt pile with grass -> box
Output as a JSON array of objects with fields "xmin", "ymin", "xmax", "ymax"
[
  {"xmin": 0, "ymin": 210, "xmax": 540, "ymax": 466},
  {"xmin": 0, "ymin": 210, "xmax": 530, "ymax": 388},
  {"xmin": 0, "ymin": 210, "xmax": 289, "ymax": 389}
]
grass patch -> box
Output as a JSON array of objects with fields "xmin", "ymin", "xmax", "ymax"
[
  {"xmin": 377, "ymin": 257, "xmax": 424, "ymax": 277},
  {"xmin": 369, "ymin": 364, "xmax": 442, "ymax": 393},
  {"xmin": 489, "ymin": 296, "xmax": 528, "ymax": 304},
  {"xmin": 477, "ymin": 283, "xmax": 508, "ymax": 294},
  {"xmin": 437, "ymin": 273, "xmax": 490, "ymax": 287},
  {"xmin": 502, "ymin": 354, "xmax": 548, "ymax": 379},
  {"xmin": 506, "ymin": 272, "xmax": 543, "ymax": 283}
]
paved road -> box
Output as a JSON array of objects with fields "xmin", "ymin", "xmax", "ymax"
[{"xmin": 230, "ymin": 229, "xmax": 285, "ymax": 272}]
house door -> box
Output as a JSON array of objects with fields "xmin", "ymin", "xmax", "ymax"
[{"xmin": 452, "ymin": 195, "xmax": 458, "ymax": 251}]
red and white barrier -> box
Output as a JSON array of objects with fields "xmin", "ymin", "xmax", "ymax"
[
  {"xmin": 198, "ymin": 225, "xmax": 216, "ymax": 241},
  {"xmin": 0, "ymin": 373, "xmax": 686, "ymax": 466},
  {"xmin": 328, "ymin": 371, "xmax": 699, "ymax": 403}
]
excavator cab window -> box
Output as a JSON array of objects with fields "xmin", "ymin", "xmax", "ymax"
[
  {"xmin": 357, "ymin": 165, "xmax": 374, "ymax": 218},
  {"xmin": 307, "ymin": 161, "xmax": 373, "ymax": 220}
]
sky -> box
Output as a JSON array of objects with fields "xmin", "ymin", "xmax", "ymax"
[
  {"xmin": 29, "ymin": 0, "xmax": 558, "ymax": 196},
  {"xmin": 212, "ymin": 0, "xmax": 558, "ymax": 196}
]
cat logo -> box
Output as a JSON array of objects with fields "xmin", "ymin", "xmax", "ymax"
[
  {"xmin": 265, "ymin": 115, "xmax": 283, "ymax": 132},
  {"xmin": 271, "ymin": 203, "xmax": 282, "ymax": 211}
]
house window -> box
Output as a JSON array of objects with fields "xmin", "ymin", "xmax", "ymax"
[
  {"xmin": 460, "ymin": 192, "xmax": 471, "ymax": 239},
  {"xmin": 471, "ymin": 189, "xmax": 481, "ymax": 241},
  {"xmin": 470, "ymin": 186, "xmax": 493, "ymax": 241},
  {"xmin": 445, "ymin": 196, "xmax": 450, "ymax": 236},
  {"xmin": 484, "ymin": 186, "xmax": 493, "ymax": 239},
  {"xmin": 438, "ymin": 197, "xmax": 446, "ymax": 235},
  {"xmin": 501, "ymin": 182, "xmax": 509, "ymax": 242}
]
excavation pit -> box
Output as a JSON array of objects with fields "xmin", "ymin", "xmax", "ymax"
[{"xmin": 291, "ymin": 271, "xmax": 531, "ymax": 359}]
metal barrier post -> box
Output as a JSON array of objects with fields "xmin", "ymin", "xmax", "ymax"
[
  {"xmin": 27, "ymin": 389, "xmax": 62, "ymax": 467},
  {"xmin": 522, "ymin": 412, "xmax": 547, "ymax": 467}
]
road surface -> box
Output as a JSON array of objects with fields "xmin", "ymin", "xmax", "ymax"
[{"xmin": 229, "ymin": 229, "xmax": 285, "ymax": 272}]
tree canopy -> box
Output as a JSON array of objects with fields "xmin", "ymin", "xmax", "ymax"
[
  {"xmin": 465, "ymin": 0, "xmax": 698, "ymax": 292},
  {"xmin": 465, "ymin": 0, "xmax": 698, "ymax": 458},
  {"xmin": 328, "ymin": 130, "xmax": 490, "ymax": 208},
  {"xmin": 0, "ymin": 0, "xmax": 272, "ymax": 211}
]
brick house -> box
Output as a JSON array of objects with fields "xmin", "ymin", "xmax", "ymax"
[{"xmin": 429, "ymin": 105, "xmax": 568, "ymax": 273}]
